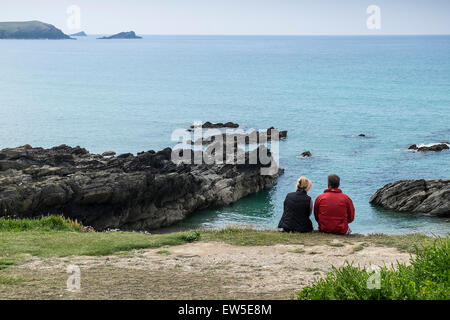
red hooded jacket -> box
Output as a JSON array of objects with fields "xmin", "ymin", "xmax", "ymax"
[{"xmin": 314, "ymin": 188, "xmax": 355, "ymax": 234}]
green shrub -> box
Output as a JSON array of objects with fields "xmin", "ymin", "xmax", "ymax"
[
  {"xmin": 297, "ymin": 237, "xmax": 450, "ymax": 300},
  {"xmin": 0, "ymin": 216, "xmax": 83, "ymax": 232},
  {"xmin": 179, "ymin": 230, "xmax": 201, "ymax": 243}
]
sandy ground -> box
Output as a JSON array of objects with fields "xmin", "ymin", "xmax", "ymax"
[{"xmin": 1, "ymin": 240, "xmax": 411, "ymax": 299}]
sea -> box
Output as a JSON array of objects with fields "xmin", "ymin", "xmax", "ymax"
[{"xmin": 0, "ymin": 35, "xmax": 449, "ymax": 235}]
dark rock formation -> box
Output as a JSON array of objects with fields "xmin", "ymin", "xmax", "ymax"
[
  {"xmin": 408, "ymin": 143, "xmax": 449, "ymax": 152},
  {"xmin": 102, "ymin": 151, "xmax": 116, "ymax": 157},
  {"xmin": 370, "ymin": 179, "xmax": 450, "ymax": 217},
  {"xmin": 70, "ymin": 31, "xmax": 87, "ymax": 36},
  {"xmin": 0, "ymin": 21, "xmax": 72, "ymax": 39},
  {"xmin": 301, "ymin": 151, "xmax": 312, "ymax": 158},
  {"xmin": 267, "ymin": 127, "xmax": 287, "ymax": 139},
  {"xmin": 188, "ymin": 127, "xmax": 287, "ymax": 146},
  {"xmin": 98, "ymin": 31, "xmax": 142, "ymax": 39},
  {"xmin": 190, "ymin": 121, "xmax": 239, "ymax": 129},
  {"xmin": 0, "ymin": 144, "xmax": 282, "ymax": 230}
]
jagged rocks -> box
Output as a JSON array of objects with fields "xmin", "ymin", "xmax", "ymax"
[
  {"xmin": 190, "ymin": 121, "xmax": 240, "ymax": 129},
  {"xmin": 0, "ymin": 144, "xmax": 282, "ymax": 230},
  {"xmin": 370, "ymin": 179, "xmax": 450, "ymax": 217},
  {"xmin": 408, "ymin": 143, "xmax": 449, "ymax": 152}
]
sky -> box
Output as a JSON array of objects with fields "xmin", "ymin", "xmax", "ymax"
[{"xmin": 1, "ymin": 0, "xmax": 450, "ymax": 35}]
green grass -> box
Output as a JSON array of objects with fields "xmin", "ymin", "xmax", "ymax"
[
  {"xmin": 200, "ymin": 227, "xmax": 429, "ymax": 253},
  {"xmin": 0, "ymin": 230, "xmax": 202, "ymax": 257},
  {"xmin": 297, "ymin": 237, "xmax": 450, "ymax": 300},
  {"xmin": 0, "ymin": 216, "xmax": 433, "ymax": 260},
  {"xmin": 156, "ymin": 250, "xmax": 171, "ymax": 255},
  {"xmin": 0, "ymin": 275, "xmax": 23, "ymax": 285},
  {"xmin": 0, "ymin": 216, "xmax": 83, "ymax": 232},
  {"xmin": 0, "ymin": 259, "xmax": 15, "ymax": 270},
  {"xmin": 351, "ymin": 243, "xmax": 369, "ymax": 253}
]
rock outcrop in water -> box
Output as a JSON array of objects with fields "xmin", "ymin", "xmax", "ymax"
[
  {"xmin": 0, "ymin": 144, "xmax": 282, "ymax": 230},
  {"xmin": 408, "ymin": 143, "xmax": 449, "ymax": 152},
  {"xmin": 370, "ymin": 180, "xmax": 450, "ymax": 217},
  {"xmin": 98, "ymin": 31, "xmax": 142, "ymax": 39},
  {"xmin": 0, "ymin": 21, "xmax": 72, "ymax": 39},
  {"xmin": 70, "ymin": 31, "xmax": 87, "ymax": 37},
  {"xmin": 190, "ymin": 121, "xmax": 240, "ymax": 129},
  {"xmin": 300, "ymin": 151, "xmax": 312, "ymax": 158},
  {"xmin": 188, "ymin": 127, "xmax": 287, "ymax": 145}
]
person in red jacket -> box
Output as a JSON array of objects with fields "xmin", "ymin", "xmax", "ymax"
[{"xmin": 314, "ymin": 174, "xmax": 355, "ymax": 235}]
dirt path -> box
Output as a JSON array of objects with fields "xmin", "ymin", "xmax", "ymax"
[{"xmin": 1, "ymin": 241, "xmax": 411, "ymax": 299}]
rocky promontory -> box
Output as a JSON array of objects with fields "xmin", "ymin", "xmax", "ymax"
[
  {"xmin": 370, "ymin": 179, "xmax": 450, "ymax": 217},
  {"xmin": 0, "ymin": 21, "xmax": 72, "ymax": 39},
  {"xmin": 0, "ymin": 144, "xmax": 282, "ymax": 230}
]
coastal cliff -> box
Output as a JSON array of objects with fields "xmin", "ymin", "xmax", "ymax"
[
  {"xmin": 0, "ymin": 21, "xmax": 72, "ymax": 39},
  {"xmin": 0, "ymin": 144, "xmax": 282, "ymax": 230},
  {"xmin": 370, "ymin": 179, "xmax": 450, "ymax": 217}
]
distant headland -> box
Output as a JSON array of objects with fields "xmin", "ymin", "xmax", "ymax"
[
  {"xmin": 70, "ymin": 31, "xmax": 87, "ymax": 37},
  {"xmin": 0, "ymin": 21, "xmax": 72, "ymax": 39},
  {"xmin": 98, "ymin": 31, "xmax": 142, "ymax": 39}
]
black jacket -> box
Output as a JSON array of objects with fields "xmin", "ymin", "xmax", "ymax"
[{"xmin": 278, "ymin": 190, "xmax": 313, "ymax": 233}]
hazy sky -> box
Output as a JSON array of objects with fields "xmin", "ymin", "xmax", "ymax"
[{"xmin": 1, "ymin": 0, "xmax": 450, "ymax": 35}]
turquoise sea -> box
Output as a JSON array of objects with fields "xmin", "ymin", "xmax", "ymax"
[{"xmin": 0, "ymin": 35, "xmax": 449, "ymax": 235}]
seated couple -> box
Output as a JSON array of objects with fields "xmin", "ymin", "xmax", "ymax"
[{"xmin": 278, "ymin": 174, "xmax": 355, "ymax": 235}]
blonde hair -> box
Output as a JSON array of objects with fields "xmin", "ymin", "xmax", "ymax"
[{"xmin": 296, "ymin": 176, "xmax": 312, "ymax": 192}]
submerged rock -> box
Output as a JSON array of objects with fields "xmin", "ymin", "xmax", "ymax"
[
  {"xmin": 370, "ymin": 179, "xmax": 450, "ymax": 217},
  {"xmin": 0, "ymin": 144, "xmax": 282, "ymax": 230},
  {"xmin": 300, "ymin": 151, "xmax": 312, "ymax": 158}
]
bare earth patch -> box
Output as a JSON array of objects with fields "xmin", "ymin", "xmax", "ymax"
[{"xmin": 0, "ymin": 240, "xmax": 411, "ymax": 299}]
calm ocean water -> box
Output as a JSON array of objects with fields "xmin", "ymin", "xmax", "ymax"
[{"xmin": 0, "ymin": 35, "xmax": 449, "ymax": 235}]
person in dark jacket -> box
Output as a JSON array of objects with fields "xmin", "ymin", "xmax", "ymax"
[
  {"xmin": 278, "ymin": 176, "xmax": 314, "ymax": 233},
  {"xmin": 314, "ymin": 174, "xmax": 355, "ymax": 235}
]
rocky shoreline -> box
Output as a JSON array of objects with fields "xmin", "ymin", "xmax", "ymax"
[
  {"xmin": 370, "ymin": 179, "xmax": 450, "ymax": 217},
  {"xmin": 0, "ymin": 144, "xmax": 282, "ymax": 230}
]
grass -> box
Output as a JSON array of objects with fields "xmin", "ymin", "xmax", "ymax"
[
  {"xmin": 0, "ymin": 216, "xmax": 83, "ymax": 232},
  {"xmin": 0, "ymin": 216, "xmax": 445, "ymax": 300},
  {"xmin": 200, "ymin": 227, "xmax": 429, "ymax": 253},
  {"xmin": 0, "ymin": 275, "xmax": 23, "ymax": 285},
  {"xmin": 351, "ymin": 243, "xmax": 369, "ymax": 253},
  {"xmin": 0, "ymin": 230, "xmax": 202, "ymax": 257},
  {"xmin": 0, "ymin": 259, "xmax": 15, "ymax": 270},
  {"xmin": 0, "ymin": 217, "xmax": 432, "ymax": 259},
  {"xmin": 297, "ymin": 237, "xmax": 450, "ymax": 300}
]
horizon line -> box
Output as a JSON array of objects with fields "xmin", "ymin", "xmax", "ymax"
[{"xmin": 79, "ymin": 33, "xmax": 450, "ymax": 36}]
